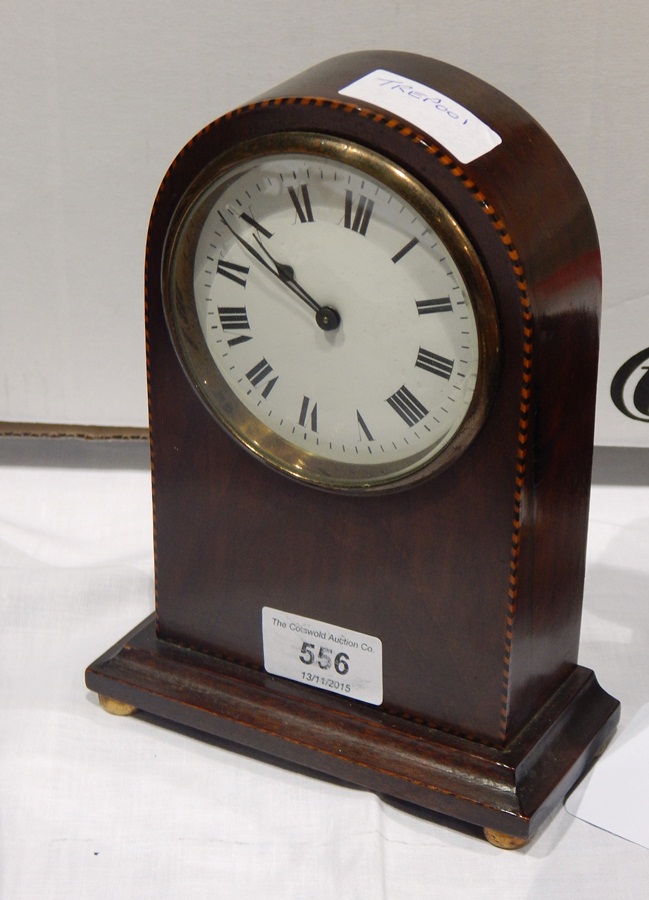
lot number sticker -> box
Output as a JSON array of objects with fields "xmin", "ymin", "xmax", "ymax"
[{"xmin": 262, "ymin": 607, "xmax": 383, "ymax": 705}]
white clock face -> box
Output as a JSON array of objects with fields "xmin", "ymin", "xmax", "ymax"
[{"xmin": 164, "ymin": 135, "xmax": 497, "ymax": 490}]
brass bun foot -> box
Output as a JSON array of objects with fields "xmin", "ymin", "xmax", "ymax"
[
  {"xmin": 98, "ymin": 694, "xmax": 138, "ymax": 716},
  {"xmin": 483, "ymin": 828, "xmax": 529, "ymax": 850}
]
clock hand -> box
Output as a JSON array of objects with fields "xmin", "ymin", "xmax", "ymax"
[
  {"xmin": 218, "ymin": 212, "xmax": 340, "ymax": 331},
  {"xmin": 252, "ymin": 235, "xmax": 341, "ymax": 332},
  {"xmin": 251, "ymin": 235, "xmax": 316, "ymax": 310},
  {"xmin": 218, "ymin": 212, "xmax": 279, "ymax": 279}
]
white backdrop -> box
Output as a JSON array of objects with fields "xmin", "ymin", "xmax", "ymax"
[{"xmin": 2, "ymin": 0, "xmax": 649, "ymax": 444}]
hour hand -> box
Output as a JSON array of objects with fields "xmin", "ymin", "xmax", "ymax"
[
  {"xmin": 252, "ymin": 235, "xmax": 340, "ymax": 331},
  {"xmin": 218, "ymin": 211, "xmax": 340, "ymax": 331}
]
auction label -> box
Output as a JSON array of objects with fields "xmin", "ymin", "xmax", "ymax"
[
  {"xmin": 339, "ymin": 68, "xmax": 502, "ymax": 164},
  {"xmin": 262, "ymin": 607, "xmax": 383, "ymax": 705}
]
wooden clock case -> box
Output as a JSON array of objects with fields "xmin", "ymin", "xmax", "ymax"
[{"xmin": 86, "ymin": 51, "xmax": 620, "ymax": 846}]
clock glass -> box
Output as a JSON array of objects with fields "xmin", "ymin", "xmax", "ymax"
[{"xmin": 163, "ymin": 133, "xmax": 498, "ymax": 491}]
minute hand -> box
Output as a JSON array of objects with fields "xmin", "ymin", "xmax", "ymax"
[
  {"xmin": 218, "ymin": 212, "xmax": 283, "ymax": 281},
  {"xmin": 219, "ymin": 213, "xmax": 318, "ymax": 311}
]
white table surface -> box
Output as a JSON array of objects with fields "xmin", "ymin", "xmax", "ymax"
[{"xmin": 1, "ymin": 437, "xmax": 648, "ymax": 899}]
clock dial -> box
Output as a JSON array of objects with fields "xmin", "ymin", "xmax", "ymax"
[{"xmin": 164, "ymin": 134, "xmax": 498, "ymax": 490}]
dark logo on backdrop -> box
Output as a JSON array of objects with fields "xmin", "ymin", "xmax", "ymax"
[{"xmin": 611, "ymin": 347, "xmax": 649, "ymax": 422}]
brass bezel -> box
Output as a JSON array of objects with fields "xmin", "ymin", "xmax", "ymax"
[{"xmin": 162, "ymin": 132, "xmax": 499, "ymax": 493}]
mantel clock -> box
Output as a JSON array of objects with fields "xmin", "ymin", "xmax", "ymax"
[{"xmin": 86, "ymin": 51, "xmax": 620, "ymax": 848}]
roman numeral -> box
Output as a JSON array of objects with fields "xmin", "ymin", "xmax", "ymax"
[
  {"xmin": 288, "ymin": 185, "xmax": 314, "ymax": 223},
  {"xmin": 218, "ymin": 307, "xmax": 249, "ymax": 330},
  {"xmin": 216, "ymin": 259, "xmax": 250, "ymax": 288},
  {"xmin": 386, "ymin": 386, "xmax": 429, "ymax": 427},
  {"xmin": 356, "ymin": 410, "xmax": 374, "ymax": 441},
  {"xmin": 416, "ymin": 348, "xmax": 455, "ymax": 379},
  {"xmin": 217, "ymin": 306, "xmax": 251, "ymax": 346},
  {"xmin": 416, "ymin": 297, "xmax": 453, "ymax": 314},
  {"xmin": 298, "ymin": 396, "xmax": 318, "ymax": 432},
  {"xmin": 391, "ymin": 237, "xmax": 419, "ymax": 263},
  {"xmin": 239, "ymin": 213, "xmax": 273, "ymax": 239},
  {"xmin": 344, "ymin": 190, "xmax": 374, "ymax": 235},
  {"xmin": 246, "ymin": 359, "xmax": 278, "ymax": 398}
]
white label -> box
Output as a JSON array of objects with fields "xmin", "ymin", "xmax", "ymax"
[
  {"xmin": 339, "ymin": 68, "xmax": 502, "ymax": 164},
  {"xmin": 262, "ymin": 607, "xmax": 383, "ymax": 705}
]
